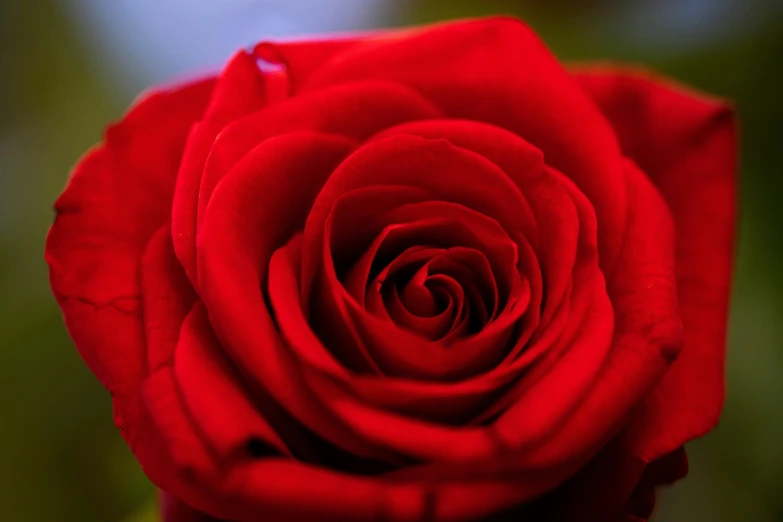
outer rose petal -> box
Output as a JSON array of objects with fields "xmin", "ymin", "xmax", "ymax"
[
  {"xmin": 574, "ymin": 67, "xmax": 736, "ymax": 462},
  {"xmin": 45, "ymin": 78, "xmax": 221, "ymax": 511},
  {"xmin": 46, "ymin": 77, "xmax": 214, "ymax": 424}
]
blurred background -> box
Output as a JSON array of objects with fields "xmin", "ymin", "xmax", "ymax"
[{"xmin": 1, "ymin": 0, "xmax": 781, "ymax": 520}]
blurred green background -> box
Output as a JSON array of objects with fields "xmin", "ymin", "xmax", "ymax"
[{"xmin": 1, "ymin": 0, "xmax": 781, "ymax": 521}]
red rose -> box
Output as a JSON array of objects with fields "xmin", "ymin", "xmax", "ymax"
[{"xmin": 46, "ymin": 17, "xmax": 736, "ymax": 522}]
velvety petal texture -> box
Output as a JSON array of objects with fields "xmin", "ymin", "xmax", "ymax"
[{"xmin": 46, "ymin": 16, "xmax": 736, "ymax": 522}]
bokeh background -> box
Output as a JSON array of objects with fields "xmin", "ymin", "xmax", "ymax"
[{"xmin": 2, "ymin": 1, "xmax": 781, "ymax": 521}]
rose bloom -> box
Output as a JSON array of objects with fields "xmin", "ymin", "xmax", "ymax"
[{"xmin": 46, "ymin": 17, "xmax": 736, "ymax": 522}]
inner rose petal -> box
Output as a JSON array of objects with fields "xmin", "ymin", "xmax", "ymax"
[
  {"xmin": 368, "ymin": 247, "xmax": 500, "ymax": 341},
  {"xmin": 313, "ymin": 199, "xmax": 528, "ymax": 379},
  {"xmin": 269, "ymin": 236, "xmax": 523, "ymax": 424},
  {"xmin": 384, "ymin": 280, "xmax": 458, "ymax": 341},
  {"xmin": 339, "ymin": 215, "xmax": 509, "ymax": 315},
  {"xmin": 301, "ymin": 134, "xmax": 538, "ymax": 309},
  {"xmin": 371, "ymin": 121, "xmax": 590, "ymax": 353},
  {"xmin": 329, "ymin": 197, "xmax": 521, "ymax": 303},
  {"xmin": 363, "ymin": 247, "xmax": 461, "ymax": 341},
  {"xmin": 267, "ymin": 230, "xmax": 592, "ymax": 445}
]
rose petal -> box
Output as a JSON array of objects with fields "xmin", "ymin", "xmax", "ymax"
[
  {"xmin": 359, "ymin": 246, "xmax": 462, "ymax": 340},
  {"xmin": 305, "ymin": 16, "xmax": 627, "ymax": 274},
  {"xmin": 45, "ymin": 78, "xmax": 213, "ymax": 478},
  {"xmin": 252, "ymin": 38, "xmax": 361, "ymax": 93},
  {"xmin": 198, "ymin": 131, "xmax": 399, "ymax": 462},
  {"xmin": 303, "ymin": 133, "xmax": 532, "ymax": 308},
  {"xmin": 320, "ymin": 218, "xmax": 528, "ymax": 379},
  {"xmin": 172, "ymin": 41, "xmax": 377, "ymax": 283},
  {"xmin": 269, "ymin": 234, "xmax": 512, "ymax": 424},
  {"xmin": 511, "ymin": 160, "xmax": 682, "ymax": 470},
  {"xmin": 311, "ymin": 141, "xmax": 531, "ymax": 380},
  {"xmin": 194, "ymin": 81, "xmax": 441, "ymax": 257},
  {"xmin": 337, "ymin": 200, "xmax": 519, "ymax": 310},
  {"xmin": 271, "ymin": 232, "xmax": 597, "ymax": 475},
  {"xmin": 226, "ymin": 458, "xmax": 533, "ymax": 521},
  {"xmin": 371, "ymin": 120, "xmax": 588, "ymax": 357},
  {"xmin": 173, "ymin": 301, "xmax": 291, "ymax": 460},
  {"xmin": 313, "ymin": 185, "xmax": 432, "ymax": 308},
  {"xmin": 575, "ymin": 66, "xmax": 736, "ymax": 462},
  {"xmin": 142, "ymin": 226, "xmax": 197, "ymax": 373},
  {"xmin": 172, "ymin": 51, "xmax": 269, "ymax": 283},
  {"xmin": 381, "ymin": 161, "xmax": 677, "ymax": 489}
]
